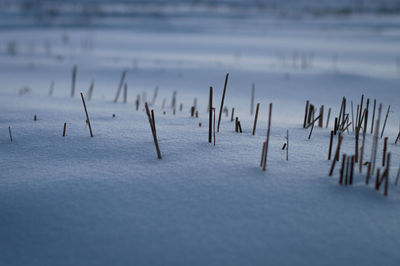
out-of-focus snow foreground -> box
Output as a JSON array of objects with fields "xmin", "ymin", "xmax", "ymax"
[{"xmin": 0, "ymin": 1, "xmax": 400, "ymax": 265}]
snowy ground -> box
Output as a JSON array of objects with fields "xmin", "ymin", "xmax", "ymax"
[{"xmin": 1, "ymin": 4, "xmax": 400, "ymax": 266}]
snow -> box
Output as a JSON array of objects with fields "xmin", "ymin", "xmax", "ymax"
[{"xmin": 1, "ymin": 2, "xmax": 400, "ymax": 265}]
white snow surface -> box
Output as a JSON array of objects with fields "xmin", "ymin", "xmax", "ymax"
[{"xmin": 1, "ymin": 8, "xmax": 400, "ymax": 266}]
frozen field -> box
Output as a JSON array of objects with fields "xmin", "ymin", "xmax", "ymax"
[{"xmin": 1, "ymin": 1, "xmax": 400, "ymax": 265}]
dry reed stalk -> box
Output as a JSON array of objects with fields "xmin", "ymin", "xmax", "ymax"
[
  {"xmin": 262, "ymin": 103, "xmax": 273, "ymax": 171},
  {"xmin": 80, "ymin": 93, "xmax": 93, "ymax": 137},
  {"xmin": 329, "ymin": 134, "xmax": 343, "ymax": 176},
  {"xmin": 252, "ymin": 103, "xmax": 260, "ymax": 136},
  {"xmin": 113, "ymin": 70, "xmax": 126, "ymax": 103},
  {"xmin": 328, "ymin": 130, "xmax": 334, "ymax": 160},
  {"xmin": 217, "ymin": 73, "xmax": 229, "ymax": 132},
  {"xmin": 209, "ymin": 86, "xmax": 213, "ymax": 143}
]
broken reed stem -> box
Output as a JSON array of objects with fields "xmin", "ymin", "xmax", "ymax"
[
  {"xmin": 355, "ymin": 127, "xmax": 359, "ymax": 162},
  {"xmin": 71, "ymin": 65, "xmax": 77, "ymax": 98},
  {"xmin": 334, "ymin": 117, "xmax": 338, "ymax": 135},
  {"xmin": 235, "ymin": 117, "xmax": 238, "ymax": 132},
  {"xmin": 359, "ymin": 109, "xmax": 368, "ymax": 173},
  {"xmin": 8, "ymin": 126, "xmax": 12, "ymax": 142},
  {"xmin": 113, "ymin": 70, "xmax": 127, "ymax": 103},
  {"xmin": 251, "ymin": 83, "xmax": 255, "ymax": 115},
  {"xmin": 345, "ymin": 156, "xmax": 350, "ymax": 185},
  {"xmin": 123, "ymin": 83, "xmax": 128, "ymax": 103},
  {"xmin": 351, "ymin": 101, "xmax": 354, "ymax": 132},
  {"xmin": 371, "ymin": 99, "xmax": 376, "ymax": 134},
  {"xmin": 213, "ymin": 108, "xmax": 216, "ymax": 145},
  {"xmin": 350, "ymin": 156, "xmax": 354, "ymax": 185},
  {"xmin": 358, "ymin": 94, "xmax": 364, "ymax": 127},
  {"xmin": 305, "ymin": 114, "xmax": 320, "ymax": 129},
  {"xmin": 375, "ymin": 168, "xmax": 381, "ymax": 190},
  {"xmin": 286, "ymin": 129, "xmax": 289, "ymax": 161},
  {"xmin": 145, "ymin": 102, "xmax": 162, "ymax": 159},
  {"xmin": 339, "ymin": 154, "xmax": 346, "ymax": 184},
  {"xmin": 217, "ymin": 73, "xmax": 229, "ymax": 133},
  {"xmin": 87, "ymin": 80, "xmax": 94, "ymax": 101},
  {"xmin": 80, "ymin": 93, "xmax": 93, "ymax": 137},
  {"xmin": 63, "ymin": 122, "xmax": 66, "ymax": 137},
  {"xmin": 262, "ymin": 103, "xmax": 273, "ymax": 171},
  {"xmin": 49, "ymin": 81, "xmax": 55, "ymax": 96},
  {"xmin": 370, "ymin": 104, "xmax": 382, "ymax": 176},
  {"xmin": 318, "ymin": 105, "xmax": 324, "ymax": 127},
  {"xmin": 329, "ymin": 134, "xmax": 343, "ymax": 176},
  {"xmin": 238, "ymin": 121, "xmax": 242, "ymax": 133},
  {"xmin": 382, "ymin": 137, "xmax": 388, "ymax": 167},
  {"xmin": 384, "ymin": 153, "xmax": 390, "ymax": 196},
  {"xmin": 260, "ymin": 141, "xmax": 266, "ymax": 167},
  {"xmin": 326, "ymin": 107, "xmax": 331, "ymax": 128},
  {"xmin": 308, "ymin": 118, "xmax": 315, "ymax": 139},
  {"xmin": 395, "ymin": 165, "xmax": 400, "ymax": 186},
  {"xmin": 135, "ymin": 94, "xmax": 140, "ymax": 111},
  {"xmin": 209, "ymin": 86, "xmax": 213, "ymax": 143},
  {"xmin": 380, "ymin": 105, "xmax": 390, "ymax": 138},
  {"xmin": 328, "ymin": 130, "xmax": 334, "ymax": 160},
  {"xmin": 396, "ymin": 130, "xmax": 400, "ymax": 144},
  {"xmin": 303, "ymin": 100, "xmax": 309, "ymax": 128},
  {"xmin": 231, "ymin": 108, "xmax": 234, "ymax": 122},
  {"xmin": 366, "ymin": 162, "xmax": 371, "ymax": 184},
  {"xmin": 151, "ymin": 86, "xmax": 159, "ymax": 106},
  {"xmin": 252, "ymin": 103, "xmax": 260, "ymax": 136}
]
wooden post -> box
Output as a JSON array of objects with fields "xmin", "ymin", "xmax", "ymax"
[
  {"xmin": 382, "ymin": 137, "xmax": 388, "ymax": 167},
  {"xmin": 370, "ymin": 99, "xmax": 376, "ymax": 134},
  {"xmin": 380, "ymin": 105, "xmax": 390, "ymax": 138},
  {"xmin": 209, "ymin": 86, "xmax": 213, "ymax": 143},
  {"xmin": 303, "ymin": 100, "xmax": 309, "ymax": 128},
  {"xmin": 80, "ymin": 93, "xmax": 93, "ymax": 137},
  {"xmin": 8, "ymin": 126, "xmax": 12, "ymax": 142},
  {"xmin": 326, "ymin": 107, "xmax": 331, "ymax": 128},
  {"xmin": 231, "ymin": 108, "xmax": 234, "ymax": 122},
  {"xmin": 34, "ymin": 115, "xmax": 37, "ymax": 121},
  {"xmin": 328, "ymin": 130, "xmax": 334, "ymax": 160},
  {"xmin": 144, "ymin": 103, "xmax": 162, "ymax": 159},
  {"xmin": 123, "ymin": 83, "xmax": 128, "ymax": 103},
  {"xmin": 217, "ymin": 73, "xmax": 229, "ymax": 132},
  {"xmin": 329, "ymin": 134, "xmax": 343, "ymax": 176},
  {"xmin": 87, "ymin": 80, "xmax": 94, "ymax": 101},
  {"xmin": 71, "ymin": 65, "xmax": 77, "ymax": 98},
  {"xmin": 171, "ymin": 91, "xmax": 177, "ymax": 110},
  {"xmin": 252, "ymin": 103, "xmax": 260, "ymax": 136},
  {"xmin": 113, "ymin": 70, "xmax": 127, "ymax": 103},
  {"xmin": 251, "ymin": 83, "xmax": 255, "ymax": 115},
  {"xmin": 63, "ymin": 122, "xmax": 66, "ymax": 137},
  {"xmin": 262, "ymin": 103, "xmax": 273, "ymax": 171}
]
